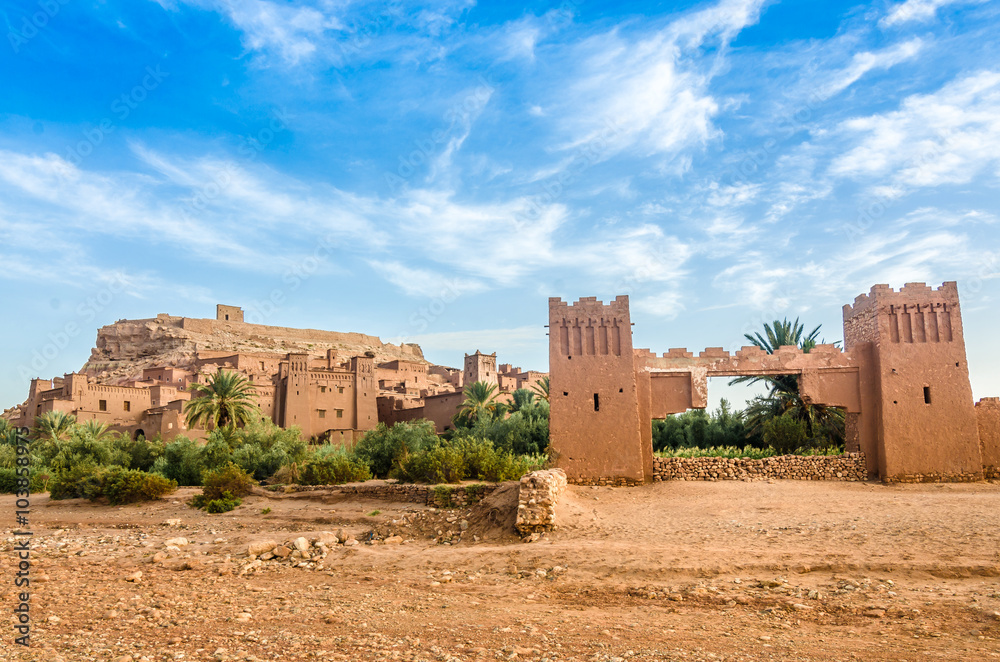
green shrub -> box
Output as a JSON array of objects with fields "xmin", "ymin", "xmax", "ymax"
[
  {"xmin": 0, "ymin": 468, "xmax": 18, "ymax": 493},
  {"xmin": 49, "ymin": 464, "xmax": 176, "ymax": 504},
  {"xmin": 49, "ymin": 462, "xmax": 106, "ymax": 500},
  {"xmin": 655, "ymin": 445, "xmax": 777, "ymax": 459},
  {"xmin": 203, "ymin": 492, "xmax": 242, "ymax": 513},
  {"xmin": 300, "ymin": 448, "xmax": 372, "ymax": 485},
  {"xmin": 393, "ymin": 437, "xmax": 540, "ymax": 484},
  {"xmin": 352, "ymin": 420, "xmax": 438, "ymax": 477},
  {"xmin": 763, "ymin": 414, "xmax": 808, "ymax": 455},
  {"xmin": 396, "ymin": 444, "xmax": 466, "ymax": 484},
  {"xmin": 110, "ymin": 433, "xmax": 165, "ymax": 471},
  {"xmin": 153, "ymin": 437, "xmax": 205, "ymax": 486},
  {"xmin": 200, "ymin": 463, "xmax": 256, "ymax": 501},
  {"xmin": 101, "ymin": 467, "xmax": 178, "ymax": 505}
]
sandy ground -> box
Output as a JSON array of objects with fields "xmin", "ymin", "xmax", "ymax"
[{"xmin": 2, "ymin": 479, "xmax": 1000, "ymax": 661}]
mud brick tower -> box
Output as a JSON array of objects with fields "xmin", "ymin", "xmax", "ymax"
[
  {"xmin": 548, "ymin": 296, "xmax": 650, "ymax": 484},
  {"xmin": 843, "ymin": 282, "xmax": 982, "ymax": 481}
]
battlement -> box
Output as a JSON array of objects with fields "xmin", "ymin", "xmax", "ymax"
[
  {"xmin": 549, "ymin": 295, "xmax": 630, "ymax": 311},
  {"xmin": 843, "ymin": 282, "xmax": 960, "ymax": 319}
]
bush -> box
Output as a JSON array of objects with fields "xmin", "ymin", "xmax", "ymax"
[
  {"xmin": 300, "ymin": 447, "xmax": 372, "ymax": 485},
  {"xmin": 203, "ymin": 492, "xmax": 242, "ymax": 513},
  {"xmin": 101, "ymin": 467, "xmax": 178, "ymax": 505},
  {"xmin": 352, "ymin": 420, "xmax": 438, "ymax": 477},
  {"xmin": 468, "ymin": 402, "xmax": 549, "ymax": 456},
  {"xmin": 393, "ymin": 437, "xmax": 543, "ymax": 484},
  {"xmin": 152, "ymin": 437, "xmax": 205, "ymax": 486},
  {"xmin": 200, "ymin": 463, "xmax": 256, "ymax": 501},
  {"xmin": 396, "ymin": 444, "xmax": 466, "ymax": 484},
  {"xmin": 763, "ymin": 414, "xmax": 808, "ymax": 455},
  {"xmin": 49, "ymin": 464, "xmax": 176, "ymax": 504},
  {"xmin": 111, "ymin": 434, "xmax": 165, "ymax": 471}
]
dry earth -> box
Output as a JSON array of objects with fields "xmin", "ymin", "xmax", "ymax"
[{"xmin": 3, "ymin": 479, "xmax": 1000, "ymax": 661}]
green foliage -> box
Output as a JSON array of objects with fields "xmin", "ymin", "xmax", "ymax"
[
  {"xmin": 763, "ymin": 414, "xmax": 808, "ymax": 455},
  {"xmin": 32, "ymin": 411, "xmax": 76, "ymax": 440},
  {"xmin": 463, "ymin": 400, "xmax": 549, "ymax": 455},
  {"xmin": 352, "ymin": 420, "xmax": 438, "ymax": 478},
  {"xmin": 101, "ymin": 467, "xmax": 178, "ymax": 505},
  {"xmin": 260, "ymin": 507, "xmax": 271, "ymax": 515},
  {"xmin": 112, "ymin": 433, "xmax": 165, "ymax": 472},
  {"xmin": 152, "ymin": 437, "xmax": 205, "ymax": 486},
  {"xmin": 299, "ymin": 446, "xmax": 372, "ymax": 485},
  {"xmin": 464, "ymin": 483, "xmax": 486, "ymax": 504},
  {"xmin": 184, "ymin": 369, "xmax": 260, "ymax": 431},
  {"xmin": 652, "ymin": 400, "xmax": 755, "ymax": 452},
  {"xmin": 453, "ymin": 381, "xmax": 506, "ymax": 428},
  {"xmin": 432, "ymin": 485, "xmax": 454, "ymax": 507},
  {"xmin": 655, "ymin": 445, "xmax": 778, "ymax": 459},
  {"xmin": 394, "ymin": 436, "xmax": 543, "ymax": 484},
  {"xmin": 200, "ymin": 462, "xmax": 256, "ymax": 501},
  {"xmin": 49, "ymin": 464, "xmax": 176, "ymax": 503},
  {"xmin": 203, "ymin": 492, "xmax": 242, "ymax": 513},
  {"xmin": 510, "ymin": 388, "xmax": 536, "ymax": 412},
  {"xmin": 40, "ymin": 426, "xmax": 131, "ymax": 473}
]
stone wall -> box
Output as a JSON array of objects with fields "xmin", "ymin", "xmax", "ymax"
[
  {"xmin": 651, "ymin": 453, "xmax": 868, "ymax": 482},
  {"xmin": 516, "ymin": 469, "xmax": 568, "ymax": 538},
  {"xmin": 272, "ymin": 482, "xmax": 498, "ymax": 508}
]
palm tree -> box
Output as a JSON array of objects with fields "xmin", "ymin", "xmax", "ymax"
[
  {"xmin": 453, "ymin": 381, "xmax": 504, "ymax": 428},
  {"xmin": 732, "ymin": 318, "xmax": 844, "ymax": 444},
  {"xmin": 530, "ymin": 377, "xmax": 550, "ymax": 402},
  {"xmin": 509, "ymin": 388, "xmax": 536, "ymax": 413},
  {"xmin": 33, "ymin": 411, "xmax": 76, "ymax": 441},
  {"xmin": 184, "ymin": 369, "xmax": 259, "ymax": 431},
  {"xmin": 78, "ymin": 419, "xmax": 112, "ymax": 442}
]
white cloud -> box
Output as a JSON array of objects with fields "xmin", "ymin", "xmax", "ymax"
[
  {"xmin": 367, "ymin": 260, "xmax": 488, "ymax": 299},
  {"xmin": 829, "ymin": 71, "xmax": 1000, "ymax": 192},
  {"xmin": 880, "ymin": 0, "xmax": 984, "ymax": 27},
  {"xmin": 817, "ymin": 39, "xmax": 924, "ymax": 99}
]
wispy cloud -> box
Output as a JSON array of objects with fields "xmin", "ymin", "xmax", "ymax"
[{"xmin": 880, "ymin": 0, "xmax": 985, "ymax": 28}]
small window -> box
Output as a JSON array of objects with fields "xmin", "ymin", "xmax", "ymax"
[
  {"xmin": 123, "ymin": 401, "xmax": 131, "ymax": 412},
  {"xmin": 338, "ymin": 386, "xmax": 344, "ymax": 394},
  {"xmin": 99, "ymin": 400, "xmax": 107, "ymax": 412},
  {"xmin": 318, "ymin": 409, "xmax": 326, "ymax": 419},
  {"xmin": 593, "ymin": 393, "xmax": 600, "ymax": 412},
  {"xmin": 260, "ymin": 361, "xmax": 265, "ymax": 370},
  {"xmin": 923, "ymin": 387, "xmax": 932, "ymax": 404},
  {"xmin": 225, "ymin": 314, "xmax": 229, "ymax": 321},
  {"xmin": 336, "ymin": 409, "xmax": 343, "ymax": 419},
  {"xmin": 320, "ymin": 386, "xmax": 326, "ymax": 393}
]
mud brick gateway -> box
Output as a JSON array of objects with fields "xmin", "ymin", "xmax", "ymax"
[{"xmin": 548, "ymin": 282, "xmax": 1000, "ymax": 484}]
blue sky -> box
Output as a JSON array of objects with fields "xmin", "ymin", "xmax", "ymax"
[{"xmin": 1, "ymin": 0, "xmax": 999, "ymax": 411}]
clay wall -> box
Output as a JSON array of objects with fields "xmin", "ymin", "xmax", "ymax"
[
  {"xmin": 422, "ymin": 392, "xmax": 466, "ymax": 432},
  {"xmin": 977, "ymin": 398, "xmax": 1000, "ymax": 479},
  {"xmin": 217, "ymin": 304, "xmax": 244, "ymax": 323},
  {"xmin": 463, "ymin": 351, "xmax": 498, "ymax": 387}
]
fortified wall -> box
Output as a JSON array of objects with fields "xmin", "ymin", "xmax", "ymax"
[{"xmin": 549, "ymin": 283, "xmax": 998, "ymax": 484}]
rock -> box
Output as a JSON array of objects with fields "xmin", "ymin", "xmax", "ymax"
[
  {"xmin": 344, "ymin": 538, "xmax": 359, "ymax": 546},
  {"xmin": 272, "ymin": 545, "xmax": 292, "ymax": 559},
  {"xmin": 864, "ymin": 608, "xmax": 886, "ymax": 618},
  {"xmin": 383, "ymin": 536, "xmax": 403, "ymax": 545},
  {"xmin": 315, "ymin": 532, "xmax": 339, "ymax": 546},
  {"xmin": 162, "ymin": 519, "xmax": 182, "ymax": 527},
  {"xmin": 292, "ymin": 537, "xmax": 310, "ymax": 552},
  {"xmin": 125, "ymin": 571, "xmax": 143, "ymax": 582},
  {"xmin": 792, "ymin": 603, "xmax": 812, "ymax": 611},
  {"xmin": 246, "ymin": 540, "xmax": 278, "ymax": 556},
  {"xmin": 164, "ymin": 537, "xmax": 189, "ymax": 547},
  {"xmin": 336, "ymin": 529, "xmax": 348, "ymax": 544},
  {"xmin": 151, "ymin": 551, "xmax": 169, "ymax": 563}
]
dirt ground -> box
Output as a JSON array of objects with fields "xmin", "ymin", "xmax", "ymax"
[{"xmin": 2, "ymin": 479, "xmax": 1000, "ymax": 661}]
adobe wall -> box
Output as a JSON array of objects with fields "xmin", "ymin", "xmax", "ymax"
[
  {"xmin": 977, "ymin": 398, "xmax": 1000, "ymax": 479},
  {"xmin": 548, "ymin": 296, "xmax": 649, "ymax": 483}
]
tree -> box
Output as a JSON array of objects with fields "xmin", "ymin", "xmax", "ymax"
[
  {"xmin": 184, "ymin": 370, "xmax": 259, "ymax": 432},
  {"xmin": 78, "ymin": 419, "xmax": 112, "ymax": 442},
  {"xmin": 509, "ymin": 388, "xmax": 536, "ymax": 413},
  {"xmin": 530, "ymin": 377, "xmax": 550, "ymax": 402},
  {"xmin": 33, "ymin": 411, "xmax": 76, "ymax": 441},
  {"xmin": 732, "ymin": 318, "xmax": 844, "ymax": 446},
  {"xmin": 453, "ymin": 381, "xmax": 505, "ymax": 428}
]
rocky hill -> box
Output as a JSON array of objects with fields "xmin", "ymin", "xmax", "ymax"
[{"xmin": 80, "ymin": 313, "xmax": 425, "ymax": 384}]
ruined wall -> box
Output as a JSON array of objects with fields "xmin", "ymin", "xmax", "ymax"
[
  {"xmin": 277, "ymin": 482, "xmax": 499, "ymax": 508},
  {"xmin": 977, "ymin": 398, "xmax": 1000, "ymax": 479},
  {"xmin": 652, "ymin": 453, "xmax": 867, "ymax": 482},
  {"xmin": 844, "ymin": 283, "xmax": 983, "ymax": 482},
  {"xmin": 515, "ymin": 469, "xmax": 568, "ymax": 537},
  {"xmin": 216, "ymin": 304, "xmax": 244, "ymax": 323},
  {"xmin": 548, "ymin": 296, "xmax": 649, "ymax": 483}
]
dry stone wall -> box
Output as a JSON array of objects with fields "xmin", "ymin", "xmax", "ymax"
[
  {"xmin": 652, "ymin": 453, "xmax": 868, "ymax": 482},
  {"xmin": 273, "ymin": 482, "xmax": 497, "ymax": 507},
  {"xmin": 516, "ymin": 469, "xmax": 568, "ymax": 538}
]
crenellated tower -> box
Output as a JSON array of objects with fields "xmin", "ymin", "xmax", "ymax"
[
  {"xmin": 843, "ymin": 282, "xmax": 983, "ymax": 481},
  {"xmin": 548, "ymin": 296, "xmax": 650, "ymax": 483}
]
